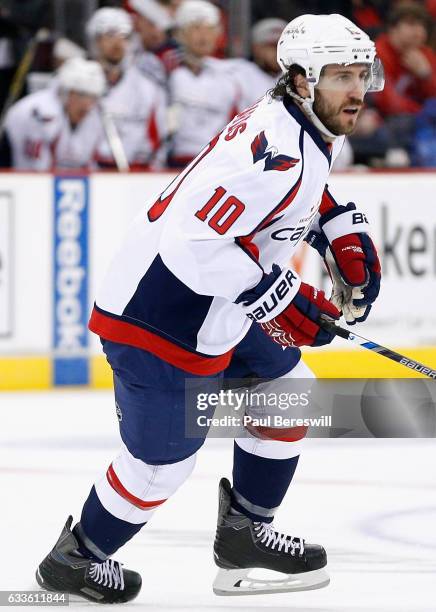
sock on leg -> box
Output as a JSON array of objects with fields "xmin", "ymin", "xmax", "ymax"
[
  {"xmin": 231, "ymin": 439, "xmax": 301, "ymax": 523},
  {"xmin": 74, "ymin": 486, "xmax": 146, "ymax": 560}
]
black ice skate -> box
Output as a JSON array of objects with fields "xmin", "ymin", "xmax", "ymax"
[
  {"xmin": 36, "ymin": 516, "xmax": 141, "ymax": 604},
  {"xmin": 213, "ymin": 478, "xmax": 330, "ymax": 595}
]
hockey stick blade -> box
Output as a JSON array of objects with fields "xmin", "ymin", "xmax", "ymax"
[{"xmin": 319, "ymin": 318, "xmax": 436, "ymax": 380}]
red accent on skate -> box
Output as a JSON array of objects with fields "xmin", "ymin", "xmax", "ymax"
[{"xmin": 106, "ymin": 464, "xmax": 167, "ymax": 510}]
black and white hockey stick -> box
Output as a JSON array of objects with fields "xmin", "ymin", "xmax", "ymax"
[
  {"xmin": 319, "ymin": 319, "xmax": 436, "ymax": 380},
  {"xmin": 0, "ymin": 28, "xmax": 50, "ymax": 139}
]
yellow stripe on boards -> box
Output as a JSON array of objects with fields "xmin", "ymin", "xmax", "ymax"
[
  {"xmin": 90, "ymin": 355, "xmax": 112, "ymax": 389},
  {"xmin": 303, "ymin": 347, "xmax": 436, "ymax": 379},
  {"xmin": 1, "ymin": 348, "xmax": 435, "ymax": 392},
  {"xmin": 0, "ymin": 357, "xmax": 51, "ymax": 390}
]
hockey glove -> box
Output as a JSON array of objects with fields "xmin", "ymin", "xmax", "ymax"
[
  {"xmin": 236, "ymin": 264, "xmax": 340, "ymax": 347},
  {"xmin": 306, "ymin": 202, "xmax": 381, "ymax": 325}
]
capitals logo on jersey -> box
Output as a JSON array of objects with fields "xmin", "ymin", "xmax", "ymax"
[{"xmin": 251, "ymin": 131, "xmax": 300, "ymax": 172}]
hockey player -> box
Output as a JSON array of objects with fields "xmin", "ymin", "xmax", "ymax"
[
  {"xmin": 0, "ymin": 57, "xmax": 105, "ymax": 170},
  {"xmin": 87, "ymin": 7, "xmax": 167, "ymax": 169},
  {"xmin": 36, "ymin": 14, "xmax": 383, "ymax": 602},
  {"xmin": 129, "ymin": 0, "xmax": 178, "ymax": 89},
  {"xmin": 167, "ymin": 0, "xmax": 240, "ymax": 167},
  {"xmin": 227, "ymin": 18, "xmax": 287, "ymax": 110}
]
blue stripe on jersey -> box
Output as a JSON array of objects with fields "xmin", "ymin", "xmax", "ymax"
[
  {"xmin": 235, "ymin": 126, "xmax": 305, "ymax": 252},
  {"xmin": 284, "ymin": 97, "xmax": 332, "ymax": 166},
  {"xmin": 123, "ymin": 255, "xmax": 214, "ymax": 351}
]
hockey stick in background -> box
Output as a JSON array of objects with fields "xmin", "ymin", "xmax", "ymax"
[
  {"xmin": 144, "ymin": 102, "xmax": 181, "ymax": 168},
  {"xmin": 319, "ymin": 318, "xmax": 436, "ymax": 380},
  {"xmin": 99, "ymin": 106, "xmax": 130, "ymax": 172},
  {"xmin": 0, "ymin": 28, "xmax": 50, "ymax": 139}
]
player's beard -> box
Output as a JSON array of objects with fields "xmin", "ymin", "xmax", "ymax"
[{"xmin": 313, "ymin": 90, "xmax": 363, "ymax": 136}]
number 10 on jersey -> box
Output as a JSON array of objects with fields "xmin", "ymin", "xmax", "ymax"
[{"xmin": 195, "ymin": 187, "xmax": 245, "ymax": 235}]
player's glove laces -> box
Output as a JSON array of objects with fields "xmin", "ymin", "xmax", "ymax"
[
  {"xmin": 236, "ymin": 264, "xmax": 339, "ymax": 347},
  {"xmin": 306, "ymin": 202, "xmax": 381, "ymax": 325},
  {"xmin": 254, "ymin": 523, "xmax": 305, "ymax": 556},
  {"xmin": 88, "ymin": 559, "xmax": 125, "ymax": 590}
]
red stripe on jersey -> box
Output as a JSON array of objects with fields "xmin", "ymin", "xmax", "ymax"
[
  {"xmin": 271, "ymin": 177, "xmax": 303, "ymax": 219},
  {"xmin": 106, "ymin": 464, "xmax": 166, "ymax": 509},
  {"xmin": 234, "ymin": 177, "xmax": 302, "ymax": 267},
  {"xmin": 253, "ymin": 177, "xmax": 303, "ymax": 237},
  {"xmin": 148, "ymin": 132, "xmax": 221, "ymax": 222},
  {"xmin": 148, "ymin": 107, "xmax": 160, "ymax": 152},
  {"xmin": 319, "ymin": 186, "xmax": 339, "ymax": 215},
  {"xmin": 236, "ymin": 235, "xmax": 260, "ymax": 261},
  {"xmin": 89, "ymin": 307, "xmax": 233, "ymax": 375}
]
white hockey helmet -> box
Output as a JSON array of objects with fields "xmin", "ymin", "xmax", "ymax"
[
  {"xmin": 86, "ymin": 7, "xmax": 133, "ymax": 40},
  {"xmin": 58, "ymin": 57, "xmax": 106, "ymax": 97},
  {"xmin": 252, "ymin": 18, "xmax": 287, "ymax": 45},
  {"xmin": 276, "ymin": 14, "xmax": 384, "ymax": 139},
  {"xmin": 129, "ymin": 0, "xmax": 173, "ymax": 30},
  {"xmin": 278, "ymin": 14, "xmax": 384, "ymax": 93},
  {"xmin": 175, "ymin": 0, "xmax": 221, "ymax": 29}
]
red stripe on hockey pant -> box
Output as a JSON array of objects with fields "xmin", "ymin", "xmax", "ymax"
[
  {"xmin": 245, "ymin": 423, "xmax": 308, "ymax": 442},
  {"xmin": 89, "ymin": 307, "xmax": 234, "ymax": 375},
  {"xmin": 106, "ymin": 464, "xmax": 167, "ymax": 510}
]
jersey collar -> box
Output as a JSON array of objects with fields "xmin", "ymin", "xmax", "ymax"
[{"xmin": 283, "ymin": 96, "xmax": 332, "ymax": 165}]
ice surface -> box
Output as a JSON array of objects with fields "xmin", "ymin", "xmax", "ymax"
[{"xmin": 1, "ymin": 390, "xmax": 435, "ymax": 611}]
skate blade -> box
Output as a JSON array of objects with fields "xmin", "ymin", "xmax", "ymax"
[{"xmin": 213, "ymin": 567, "xmax": 330, "ymax": 596}]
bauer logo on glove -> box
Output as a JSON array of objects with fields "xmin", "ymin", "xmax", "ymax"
[{"xmin": 236, "ymin": 264, "xmax": 340, "ymax": 347}]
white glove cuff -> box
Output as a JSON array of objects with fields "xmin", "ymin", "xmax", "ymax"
[
  {"xmin": 321, "ymin": 209, "xmax": 369, "ymax": 243},
  {"xmin": 241, "ymin": 268, "xmax": 301, "ymax": 323}
]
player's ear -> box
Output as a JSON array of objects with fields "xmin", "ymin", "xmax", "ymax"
[{"xmin": 293, "ymin": 74, "xmax": 310, "ymax": 99}]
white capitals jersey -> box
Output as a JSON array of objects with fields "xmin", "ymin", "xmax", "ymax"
[
  {"xmin": 97, "ymin": 65, "xmax": 167, "ymax": 168},
  {"xmin": 135, "ymin": 49, "xmax": 167, "ymax": 90},
  {"xmin": 168, "ymin": 58, "xmax": 240, "ymax": 162},
  {"xmin": 90, "ymin": 95, "xmax": 346, "ymax": 375},
  {"xmin": 4, "ymin": 86, "xmax": 104, "ymax": 170},
  {"xmin": 225, "ymin": 58, "xmax": 279, "ymax": 110}
]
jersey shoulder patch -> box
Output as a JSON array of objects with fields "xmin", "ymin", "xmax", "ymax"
[{"xmin": 251, "ymin": 130, "xmax": 300, "ymax": 172}]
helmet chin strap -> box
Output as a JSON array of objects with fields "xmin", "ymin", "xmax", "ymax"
[{"xmin": 286, "ymin": 88, "xmax": 339, "ymax": 143}]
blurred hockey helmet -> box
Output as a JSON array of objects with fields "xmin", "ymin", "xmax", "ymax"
[
  {"xmin": 175, "ymin": 0, "xmax": 221, "ymax": 29},
  {"xmin": 86, "ymin": 7, "xmax": 133, "ymax": 40},
  {"xmin": 58, "ymin": 57, "xmax": 106, "ymax": 97},
  {"xmin": 252, "ymin": 18, "xmax": 287, "ymax": 45},
  {"xmin": 129, "ymin": 0, "xmax": 173, "ymax": 30}
]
